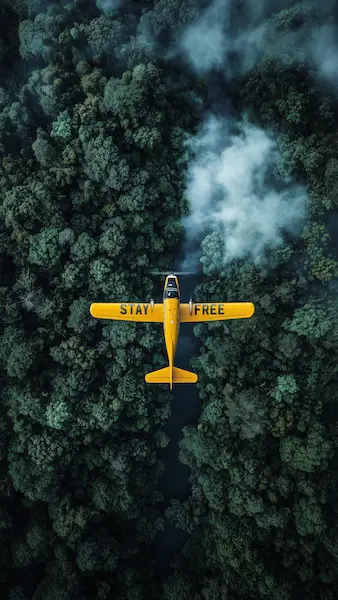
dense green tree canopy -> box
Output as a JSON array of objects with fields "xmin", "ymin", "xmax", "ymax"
[{"xmin": 1, "ymin": 0, "xmax": 338, "ymax": 598}]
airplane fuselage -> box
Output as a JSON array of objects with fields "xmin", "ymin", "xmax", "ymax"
[
  {"xmin": 164, "ymin": 297, "xmax": 179, "ymax": 368},
  {"xmin": 163, "ymin": 275, "xmax": 180, "ymax": 370}
]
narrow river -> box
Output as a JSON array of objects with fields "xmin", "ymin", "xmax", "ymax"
[
  {"xmin": 151, "ymin": 67, "xmax": 229, "ymax": 569},
  {"xmin": 153, "ymin": 266, "xmax": 202, "ymax": 570}
]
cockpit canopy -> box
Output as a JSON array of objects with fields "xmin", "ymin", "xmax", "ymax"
[
  {"xmin": 164, "ymin": 274, "xmax": 180, "ymax": 299},
  {"xmin": 164, "ymin": 289, "xmax": 179, "ymax": 299}
]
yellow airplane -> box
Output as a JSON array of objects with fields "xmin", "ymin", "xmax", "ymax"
[{"xmin": 90, "ymin": 274, "xmax": 255, "ymax": 389}]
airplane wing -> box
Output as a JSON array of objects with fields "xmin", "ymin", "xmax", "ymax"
[
  {"xmin": 90, "ymin": 302, "xmax": 164, "ymax": 322},
  {"xmin": 180, "ymin": 302, "xmax": 255, "ymax": 322}
]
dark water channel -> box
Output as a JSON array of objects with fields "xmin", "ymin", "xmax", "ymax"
[
  {"xmin": 151, "ymin": 67, "xmax": 234, "ymax": 571},
  {"xmin": 153, "ymin": 267, "xmax": 202, "ymax": 570}
]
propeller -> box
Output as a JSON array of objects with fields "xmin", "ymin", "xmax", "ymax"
[{"xmin": 148, "ymin": 270, "xmax": 196, "ymax": 275}]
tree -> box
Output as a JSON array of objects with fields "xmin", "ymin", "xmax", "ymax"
[
  {"xmin": 99, "ymin": 217, "xmax": 127, "ymax": 257},
  {"xmin": 280, "ymin": 424, "xmax": 332, "ymax": 472},
  {"xmin": 294, "ymin": 497, "xmax": 325, "ymax": 537},
  {"xmin": 76, "ymin": 531, "xmax": 119, "ymax": 572},
  {"xmin": 82, "ymin": 133, "xmax": 130, "ymax": 191},
  {"xmin": 28, "ymin": 227, "xmax": 63, "ymax": 270},
  {"xmin": 225, "ymin": 387, "xmax": 267, "ymax": 440}
]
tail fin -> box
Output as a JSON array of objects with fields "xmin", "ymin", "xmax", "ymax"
[{"xmin": 145, "ymin": 366, "xmax": 198, "ymax": 389}]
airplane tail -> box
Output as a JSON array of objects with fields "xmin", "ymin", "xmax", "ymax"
[
  {"xmin": 173, "ymin": 366, "xmax": 198, "ymax": 385},
  {"xmin": 145, "ymin": 366, "xmax": 198, "ymax": 389}
]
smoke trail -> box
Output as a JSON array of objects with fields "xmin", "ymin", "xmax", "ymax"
[
  {"xmin": 96, "ymin": 0, "xmax": 122, "ymax": 14},
  {"xmin": 308, "ymin": 25, "xmax": 338, "ymax": 86},
  {"xmin": 181, "ymin": 115, "xmax": 308, "ymax": 270},
  {"xmin": 175, "ymin": 0, "xmax": 318, "ymax": 272},
  {"xmin": 177, "ymin": 0, "xmax": 230, "ymax": 73}
]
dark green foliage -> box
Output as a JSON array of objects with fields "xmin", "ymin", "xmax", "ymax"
[
  {"xmin": 166, "ymin": 3, "xmax": 338, "ymax": 595},
  {"xmin": 175, "ymin": 242, "xmax": 338, "ymax": 597},
  {"xmin": 1, "ymin": 0, "xmax": 338, "ymax": 597},
  {"xmin": 0, "ymin": 0, "xmax": 204, "ymax": 597}
]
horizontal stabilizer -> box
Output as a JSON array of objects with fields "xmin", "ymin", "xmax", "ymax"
[
  {"xmin": 172, "ymin": 366, "xmax": 198, "ymax": 383},
  {"xmin": 145, "ymin": 366, "xmax": 198, "ymax": 386},
  {"xmin": 145, "ymin": 366, "xmax": 171, "ymax": 384}
]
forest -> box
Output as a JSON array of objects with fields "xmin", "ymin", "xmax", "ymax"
[{"xmin": 1, "ymin": 0, "xmax": 338, "ymax": 598}]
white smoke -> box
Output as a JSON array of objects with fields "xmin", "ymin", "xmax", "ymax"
[
  {"xmin": 182, "ymin": 115, "xmax": 308, "ymax": 268},
  {"xmin": 172, "ymin": 0, "xmax": 268, "ymax": 76},
  {"xmin": 308, "ymin": 25, "xmax": 338, "ymax": 86},
  {"xmin": 177, "ymin": 0, "xmax": 230, "ymax": 73},
  {"xmin": 175, "ymin": 0, "xmax": 317, "ymax": 271},
  {"xmin": 96, "ymin": 0, "xmax": 122, "ymax": 14},
  {"xmin": 177, "ymin": 0, "xmax": 338, "ymax": 85}
]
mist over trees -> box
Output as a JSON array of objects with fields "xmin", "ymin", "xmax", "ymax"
[{"xmin": 0, "ymin": 0, "xmax": 338, "ymax": 599}]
